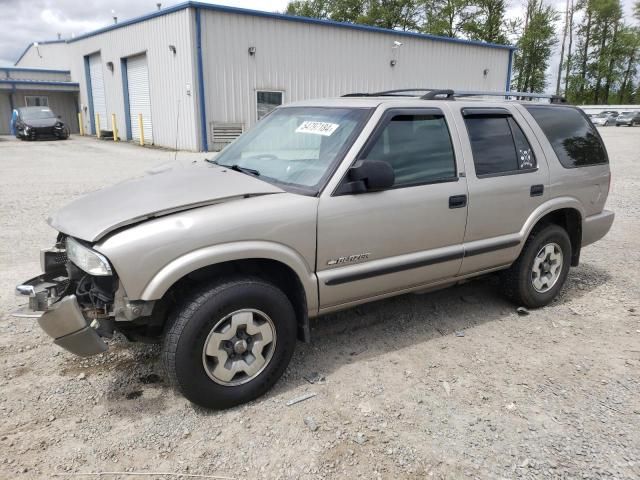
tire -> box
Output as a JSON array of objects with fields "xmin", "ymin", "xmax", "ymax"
[
  {"xmin": 501, "ymin": 224, "xmax": 572, "ymax": 308},
  {"xmin": 162, "ymin": 277, "xmax": 297, "ymax": 409}
]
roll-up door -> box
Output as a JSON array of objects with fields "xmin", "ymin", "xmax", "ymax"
[
  {"xmin": 88, "ymin": 53, "xmax": 107, "ymax": 133},
  {"xmin": 126, "ymin": 54, "xmax": 153, "ymax": 144}
]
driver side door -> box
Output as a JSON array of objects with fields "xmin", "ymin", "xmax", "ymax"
[{"xmin": 316, "ymin": 107, "xmax": 468, "ymax": 312}]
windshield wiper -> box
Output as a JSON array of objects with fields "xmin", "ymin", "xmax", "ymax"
[
  {"xmin": 206, "ymin": 158, "xmax": 260, "ymax": 176},
  {"xmin": 229, "ymin": 164, "xmax": 260, "ymax": 176}
]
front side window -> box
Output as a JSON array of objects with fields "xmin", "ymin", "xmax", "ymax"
[
  {"xmin": 214, "ymin": 107, "xmax": 371, "ymax": 192},
  {"xmin": 464, "ymin": 114, "xmax": 536, "ymax": 176},
  {"xmin": 256, "ymin": 91, "xmax": 283, "ymax": 120},
  {"xmin": 525, "ymin": 105, "xmax": 607, "ymax": 168},
  {"xmin": 362, "ymin": 113, "xmax": 456, "ymax": 187}
]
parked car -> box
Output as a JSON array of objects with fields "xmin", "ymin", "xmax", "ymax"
[
  {"xmin": 591, "ymin": 111, "xmax": 618, "ymax": 126},
  {"xmin": 14, "ymin": 90, "xmax": 614, "ymax": 409},
  {"xmin": 615, "ymin": 111, "xmax": 640, "ymax": 126},
  {"xmin": 15, "ymin": 106, "xmax": 70, "ymax": 140}
]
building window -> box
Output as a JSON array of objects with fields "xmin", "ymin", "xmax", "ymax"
[
  {"xmin": 257, "ymin": 91, "xmax": 283, "ymax": 120},
  {"xmin": 25, "ymin": 96, "xmax": 49, "ymax": 107}
]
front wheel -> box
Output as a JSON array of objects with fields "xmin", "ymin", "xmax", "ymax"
[
  {"xmin": 501, "ymin": 224, "xmax": 572, "ymax": 308},
  {"xmin": 162, "ymin": 277, "xmax": 297, "ymax": 409}
]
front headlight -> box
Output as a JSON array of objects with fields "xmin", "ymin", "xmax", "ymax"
[{"xmin": 66, "ymin": 237, "xmax": 112, "ymax": 276}]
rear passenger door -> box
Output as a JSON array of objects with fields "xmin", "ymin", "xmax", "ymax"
[
  {"xmin": 453, "ymin": 106, "xmax": 550, "ymax": 275},
  {"xmin": 316, "ymin": 108, "xmax": 468, "ymax": 311}
]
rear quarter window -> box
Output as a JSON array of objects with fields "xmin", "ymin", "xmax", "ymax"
[{"xmin": 524, "ymin": 105, "xmax": 608, "ymax": 168}]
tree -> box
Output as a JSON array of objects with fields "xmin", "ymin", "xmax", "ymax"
[
  {"xmin": 512, "ymin": 0, "xmax": 559, "ymax": 93},
  {"xmin": 563, "ymin": 0, "xmax": 575, "ymax": 95},
  {"xmin": 556, "ymin": 0, "xmax": 570, "ymax": 95},
  {"xmin": 285, "ymin": 0, "xmax": 329, "ymax": 18},
  {"xmin": 422, "ymin": 0, "xmax": 474, "ymax": 38},
  {"xmin": 362, "ymin": 0, "xmax": 421, "ymax": 30},
  {"xmin": 463, "ymin": 0, "xmax": 509, "ymax": 44}
]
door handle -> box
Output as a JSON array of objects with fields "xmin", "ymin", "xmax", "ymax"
[
  {"xmin": 530, "ymin": 184, "xmax": 544, "ymax": 197},
  {"xmin": 449, "ymin": 194, "xmax": 467, "ymax": 209}
]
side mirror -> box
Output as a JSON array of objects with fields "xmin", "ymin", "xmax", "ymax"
[{"xmin": 337, "ymin": 160, "xmax": 395, "ymax": 194}]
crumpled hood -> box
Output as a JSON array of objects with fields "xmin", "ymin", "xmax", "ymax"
[{"xmin": 48, "ymin": 163, "xmax": 284, "ymax": 242}]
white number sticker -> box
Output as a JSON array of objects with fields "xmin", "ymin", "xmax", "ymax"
[{"xmin": 295, "ymin": 121, "xmax": 339, "ymax": 136}]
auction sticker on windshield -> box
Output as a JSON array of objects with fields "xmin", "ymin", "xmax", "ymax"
[{"xmin": 296, "ymin": 121, "xmax": 339, "ymax": 136}]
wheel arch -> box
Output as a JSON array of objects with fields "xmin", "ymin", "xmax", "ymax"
[
  {"xmin": 520, "ymin": 198, "xmax": 584, "ymax": 266},
  {"xmin": 139, "ymin": 241, "xmax": 318, "ymax": 342}
]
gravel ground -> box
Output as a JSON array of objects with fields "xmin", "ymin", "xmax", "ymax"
[{"xmin": 0, "ymin": 130, "xmax": 639, "ymax": 480}]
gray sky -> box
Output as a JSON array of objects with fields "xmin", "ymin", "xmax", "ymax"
[{"xmin": 1, "ymin": 0, "xmax": 637, "ymax": 90}]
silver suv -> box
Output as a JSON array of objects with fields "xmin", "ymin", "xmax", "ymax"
[{"xmin": 14, "ymin": 89, "xmax": 614, "ymax": 409}]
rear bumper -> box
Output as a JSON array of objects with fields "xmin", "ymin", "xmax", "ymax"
[{"xmin": 582, "ymin": 209, "xmax": 615, "ymax": 247}]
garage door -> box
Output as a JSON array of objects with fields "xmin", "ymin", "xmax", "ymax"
[
  {"xmin": 127, "ymin": 54, "xmax": 153, "ymax": 144},
  {"xmin": 0, "ymin": 93, "xmax": 11, "ymax": 135},
  {"xmin": 88, "ymin": 53, "xmax": 107, "ymax": 134}
]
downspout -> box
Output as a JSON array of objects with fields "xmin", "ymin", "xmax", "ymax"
[{"xmin": 195, "ymin": 7, "xmax": 209, "ymax": 152}]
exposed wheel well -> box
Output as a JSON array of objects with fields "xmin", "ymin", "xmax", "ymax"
[
  {"xmin": 158, "ymin": 259, "xmax": 310, "ymax": 342},
  {"xmin": 531, "ymin": 208, "xmax": 582, "ymax": 266}
]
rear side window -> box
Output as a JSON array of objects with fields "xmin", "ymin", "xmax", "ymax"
[
  {"xmin": 364, "ymin": 113, "xmax": 456, "ymax": 187},
  {"xmin": 464, "ymin": 113, "xmax": 536, "ymax": 176},
  {"xmin": 524, "ymin": 105, "xmax": 608, "ymax": 168}
]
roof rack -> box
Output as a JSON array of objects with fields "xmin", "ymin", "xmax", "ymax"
[{"xmin": 342, "ymin": 89, "xmax": 567, "ymax": 104}]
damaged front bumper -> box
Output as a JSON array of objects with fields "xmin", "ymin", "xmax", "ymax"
[{"xmin": 13, "ymin": 250, "xmax": 108, "ymax": 357}]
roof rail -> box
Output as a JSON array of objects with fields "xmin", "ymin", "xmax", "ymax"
[
  {"xmin": 420, "ymin": 89, "xmax": 455, "ymax": 100},
  {"xmin": 341, "ymin": 89, "xmax": 567, "ymax": 103}
]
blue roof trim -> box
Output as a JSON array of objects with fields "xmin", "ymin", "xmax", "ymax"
[
  {"xmin": 59, "ymin": 1, "xmax": 514, "ymax": 51},
  {"xmin": 14, "ymin": 40, "xmax": 66, "ymax": 66},
  {"xmin": 0, "ymin": 79, "xmax": 79, "ymax": 87},
  {"xmin": 1, "ymin": 67, "xmax": 70, "ymax": 74}
]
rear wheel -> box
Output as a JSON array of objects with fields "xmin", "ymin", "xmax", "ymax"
[
  {"xmin": 502, "ymin": 224, "xmax": 572, "ymax": 308},
  {"xmin": 162, "ymin": 277, "xmax": 297, "ymax": 409}
]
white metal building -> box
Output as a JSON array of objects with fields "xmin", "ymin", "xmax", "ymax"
[{"xmin": 14, "ymin": 1, "xmax": 515, "ymax": 151}]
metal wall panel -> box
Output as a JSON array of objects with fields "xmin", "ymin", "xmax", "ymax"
[
  {"xmin": 14, "ymin": 42, "xmax": 73, "ymax": 71},
  {"xmin": 64, "ymin": 9, "xmax": 199, "ymax": 150},
  {"xmin": 1, "ymin": 69, "xmax": 71, "ymax": 82},
  {"xmin": 126, "ymin": 54, "xmax": 153, "ymax": 143},
  {"xmin": 200, "ymin": 10, "xmax": 511, "ymax": 148},
  {"xmin": 88, "ymin": 53, "xmax": 108, "ymax": 131}
]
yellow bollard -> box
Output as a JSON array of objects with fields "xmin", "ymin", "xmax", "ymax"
[
  {"xmin": 78, "ymin": 112, "xmax": 84, "ymax": 136},
  {"xmin": 138, "ymin": 113, "xmax": 144, "ymax": 146},
  {"xmin": 111, "ymin": 113, "xmax": 118, "ymax": 142},
  {"xmin": 95, "ymin": 114, "xmax": 101, "ymax": 139}
]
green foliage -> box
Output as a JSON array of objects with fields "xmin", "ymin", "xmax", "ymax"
[
  {"xmin": 565, "ymin": 0, "xmax": 639, "ymax": 104},
  {"xmin": 511, "ymin": 0, "xmax": 559, "ymax": 93}
]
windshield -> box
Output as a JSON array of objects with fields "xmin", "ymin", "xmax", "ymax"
[
  {"xmin": 21, "ymin": 108, "xmax": 55, "ymax": 120},
  {"xmin": 594, "ymin": 113, "xmax": 609, "ymax": 118},
  {"xmin": 213, "ymin": 107, "xmax": 371, "ymax": 192}
]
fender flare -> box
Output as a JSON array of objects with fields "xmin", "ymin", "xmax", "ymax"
[
  {"xmin": 139, "ymin": 241, "xmax": 319, "ymax": 314},
  {"xmin": 516, "ymin": 196, "xmax": 585, "ymax": 255}
]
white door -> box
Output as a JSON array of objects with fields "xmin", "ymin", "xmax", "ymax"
[
  {"xmin": 88, "ymin": 53, "xmax": 107, "ymax": 133},
  {"xmin": 127, "ymin": 54, "xmax": 153, "ymax": 144}
]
